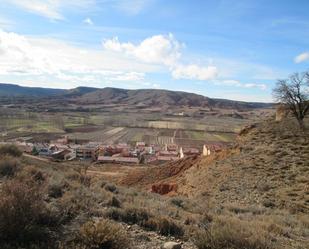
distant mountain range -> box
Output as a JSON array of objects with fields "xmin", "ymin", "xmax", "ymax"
[
  {"xmin": 0, "ymin": 83, "xmax": 272, "ymax": 109},
  {"xmin": 0, "ymin": 84, "xmax": 98, "ymax": 97}
]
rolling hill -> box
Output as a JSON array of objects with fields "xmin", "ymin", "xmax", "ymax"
[
  {"xmin": 0, "ymin": 83, "xmax": 67, "ymax": 97},
  {"xmin": 0, "ymin": 83, "xmax": 272, "ymax": 109},
  {"xmin": 76, "ymin": 87, "xmax": 272, "ymax": 109}
]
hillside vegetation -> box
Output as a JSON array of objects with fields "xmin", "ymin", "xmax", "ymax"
[{"xmin": 0, "ymin": 117, "xmax": 308, "ymax": 249}]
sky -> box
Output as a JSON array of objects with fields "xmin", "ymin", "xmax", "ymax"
[{"xmin": 0, "ymin": 0, "xmax": 309, "ymax": 102}]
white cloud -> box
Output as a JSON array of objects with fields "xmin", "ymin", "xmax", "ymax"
[
  {"xmin": 103, "ymin": 34, "xmax": 219, "ymax": 81},
  {"xmin": 243, "ymin": 83, "xmax": 267, "ymax": 90},
  {"xmin": 83, "ymin": 17, "xmax": 93, "ymax": 25},
  {"xmin": 171, "ymin": 64, "xmax": 218, "ymax": 80},
  {"xmin": 5, "ymin": 0, "xmax": 95, "ymax": 20},
  {"xmin": 152, "ymin": 83, "xmax": 160, "ymax": 88},
  {"xmin": 111, "ymin": 72, "xmax": 145, "ymax": 81},
  {"xmin": 221, "ymin": 79, "xmax": 240, "ymax": 85},
  {"xmin": 103, "ymin": 34, "xmax": 181, "ymax": 66},
  {"xmin": 294, "ymin": 52, "xmax": 309, "ymax": 63},
  {"xmin": 0, "ymin": 29, "xmax": 157, "ymax": 88},
  {"xmin": 220, "ymin": 79, "xmax": 267, "ymax": 90}
]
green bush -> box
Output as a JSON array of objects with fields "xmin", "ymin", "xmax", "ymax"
[
  {"xmin": 77, "ymin": 219, "xmax": 130, "ymax": 249},
  {"xmin": 0, "ymin": 144, "xmax": 22, "ymax": 157}
]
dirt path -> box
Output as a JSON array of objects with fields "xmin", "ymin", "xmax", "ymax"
[{"xmin": 23, "ymin": 153, "xmax": 50, "ymax": 162}]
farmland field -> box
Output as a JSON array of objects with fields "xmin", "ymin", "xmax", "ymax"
[{"xmin": 0, "ymin": 105, "xmax": 274, "ymax": 148}]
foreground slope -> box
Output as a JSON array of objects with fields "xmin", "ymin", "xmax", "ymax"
[
  {"xmin": 124, "ymin": 118, "xmax": 308, "ymax": 213},
  {"xmin": 176, "ymin": 118, "xmax": 309, "ymax": 212},
  {"xmin": 0, "ymin": 118, "xmax": 308, "ymax": 249},
  {"xmin": 120, "ymin": 117, "xmax": 309, "ymax": 248}
]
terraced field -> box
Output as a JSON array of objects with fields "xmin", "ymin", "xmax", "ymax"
[
  {"xmin": 1, "ymin": 107, "xmax": 271, "ymax": 146},
  {"xmin": 67, "ymin": 125, "xmax": 236, "ymax": 147}
]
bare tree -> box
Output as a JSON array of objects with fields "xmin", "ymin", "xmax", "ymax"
[{"xmin": 273, "ymin": 72, "xmax": 309, "ymax": 130}]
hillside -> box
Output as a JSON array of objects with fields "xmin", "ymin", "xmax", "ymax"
[
  {"xmin": 0, "ymin": 83, "xmax": 272, "ymax": 110},
  {"xmin": 0, "ymin": 83, "xmax": 66, "ymax": 97},
  {"xmin": 76, "ymin": 87, "xmax": 272, "ymax": 109},
  {"xmin": 119, "ymin": 117, "xmax": 309, "ymax": 248},
  {"xmin": 177, "ymin": 119, "xmax": 309, "ymax": 210},
  {"xmin": 0, "ymin": 118, "xmax": 308, "ymax": 249},
  {"xmin": 0, "ymin": 83, "xmax": 99, "ymax": 98},
  {"xmin": 123, "ymin": 118, "xmax": 309, "ymax": 212}
]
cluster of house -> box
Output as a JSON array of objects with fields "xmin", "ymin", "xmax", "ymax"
[{"xmin": 3, "ymin": 136, "xmax": 223, "ymax": 164}]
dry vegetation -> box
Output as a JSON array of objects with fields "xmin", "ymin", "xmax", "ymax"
[{"xmin": 0, "ymin": 117, "xmax": 308, "ymax": 249}]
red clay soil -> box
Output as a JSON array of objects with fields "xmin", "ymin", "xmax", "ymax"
[
  {"xmin": 120, "ymin": 149, "xmax": 239, "ymax": 195},
  {"xmin": 151, "ymin": 183, "xmax": 178, "ymax": 195},
  {"xmin": 120, "ymin": 156, "xmax": 201, "ymax": 188}
]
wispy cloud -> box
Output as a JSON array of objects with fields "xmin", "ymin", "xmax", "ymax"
[
  {"xmin": 172, "ymin": 64, "xmax": 218, "ymax": 81},
  {"xmin": 220, "ymin": 80, "xmax": 267, "ymax": 90},
  {"xmin": 294, "ymin": 52, "xmax": 309, "ymax": 63},
  {"xmin": 83, "ymin": 17, "xmax": 93, "ymax": 25},
  {"xmin": 113, "ymin": 0, "xmax": 154, "ymax": 15},
  {"xmin": 0, "ymin": 17, "xmax": 14, "ymax": 29},
  {"xmin": 4, "ymin": 0, "xmax": 96, "ymax": 20}
]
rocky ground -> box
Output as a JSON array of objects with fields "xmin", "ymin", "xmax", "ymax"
[{"xmin": 124, "ymin": 223, "xmax": 196, "ymax": 249}]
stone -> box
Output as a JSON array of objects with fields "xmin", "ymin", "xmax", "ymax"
[{"xmin": 163, "ymin": 241, "xmax": 182, "ymax": 249}]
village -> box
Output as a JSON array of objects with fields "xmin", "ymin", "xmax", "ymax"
[{"xmin": 1, "ymin": 135, "xmax": 224, "ymax": 165}]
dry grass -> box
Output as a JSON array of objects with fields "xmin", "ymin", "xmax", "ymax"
[
  {"xmin": 0, "ymin": 156, "xmax": 20, "ymax": 178},
  {"xmin": 0, "ymin": 144, "xmax": 22, "ymax": 157},
  {"xmin": 194, "ymin": 216, "xmax": 274, "ymax": 249},
  {"xmin": 0, "ymin": 178, "xmax": 59, "ymax": 247},
  {"xmin": 74, "ymin": 219, "xmax": 130, "ymax": 249}
]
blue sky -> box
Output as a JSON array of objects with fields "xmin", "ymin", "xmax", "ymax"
[{"xmin": 0, "ymin": 0, "xmax": 309, "ymax": 102}]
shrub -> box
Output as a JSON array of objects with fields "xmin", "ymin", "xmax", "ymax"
[
  {"xmin": 48, "ymin": 183, "xmax": 64, "ymax": 198},
  {"xmin": 170, "ymin": 197, "xmax": 185, "ymax": 208},
  {"xmin": 80, "ymin": 174, "xmax": 91, "ymax": 187},
  {"xmin": 145, "ymin": 217, "xmax": 184, "ymax": 237},
  {"xmin": 0, "ymin": 144, "xmax": 22, "ymax": 157},
  {"xmin": 0, "ymin": 178, "xmax": 57, "ymax": 246},
  {"xmin": 105, "ymin": 207, "xmax": 151, "ymax": 227},
  {"xmin": 105, "ymin": 208, "xmax": 184, "ymax": 238},
  {"xmin": 194, "ymin": 217, "xmax": 273, "ymax": 249},
  {"xmin": 20, "ymin": 166, "xmax": 46, "ymax": 184},
  {"xmin": 77, "ymin": 219, "xmax": 130, "ymax": 249},
  {"xmin": 0, "ymin": 157, "xmax": 20, "ymax": 178},
  {"xmin": 58, "ymin": 187, "xmax": 102, "ymax": 222},
  {"xmin": 108, "ymin": 196, "xmax": 121, "ymax": 208},
  {"xmin": 119, "ymin": 207, "xmax": 150, "ymax": 225},
  {"xmin": 105, "ymin": 183, "xmax": 117, "ymax": 193}
]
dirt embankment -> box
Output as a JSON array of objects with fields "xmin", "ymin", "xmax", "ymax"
[{"xmin": 120, "ymin": 149, "xmax": 237, "ymax": 195}]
